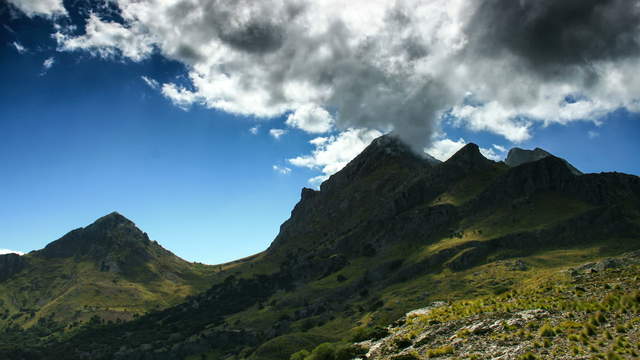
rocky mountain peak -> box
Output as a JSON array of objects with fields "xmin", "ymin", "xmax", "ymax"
[
  {"xmin": 506, "ymin": 147, "xmax": 582, "ymax": 175},
  {"xmin": 38, "ymin": 212, "xmax": 152, "ymax": 260},
  {"xmin": 443, "ymin": 143, "xmax": 494, "ymax": 171},
  {"xmin": 319, "ymin": 134, "xmax": 435, "ymax": 193}
]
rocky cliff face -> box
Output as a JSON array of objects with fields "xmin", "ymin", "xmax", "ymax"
[{"xmin": 0, "ymin": 253, "xmax": 26, "ymax": 281}]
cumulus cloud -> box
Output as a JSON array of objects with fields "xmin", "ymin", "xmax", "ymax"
[
  {"xmin": 12, "ymin": 41, "xmax": 26, "ymax": 53},
  {"xmin": 0, "ymin": 249, "xmax": 24, "ymax": 256},
  {"xmin": 6, "ymin": 0, "xmax": 66, "ymax": 18},
  {"xmin": 285, "ymin": 104, "xmax": 334, "ymax": 133},
  {"xmin": 425, "ymin": 137, "xmax": 503, "ymax": 161},
  {"xmin": 47, "ymin": 0, "xmax": 640, "ymax": 149},
  {"xmin": 54, "ymin": 14, "xmax": 154, "ymax": 62},
  {"xmin": 269, "ymin": 129, "xmax": 287, "ymax": 139},
  {"xmin": 249, "ymin": 126, "xmax": 260, "ymax": 135},
  {"xmin": 272, "ymin": 165, "xmax": 292, "ymax": 174},
  {"xmin": 288, "ymin": 128, "xmax": 382, "ymax": 184}
]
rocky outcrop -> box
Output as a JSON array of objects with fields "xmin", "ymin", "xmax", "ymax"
[{"xmin": 0, "ymin": 253, "xmax": 26, "ymax": 281}]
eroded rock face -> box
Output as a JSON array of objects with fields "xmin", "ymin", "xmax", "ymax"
[{"xmin": 0, "ymin": 253, "xmax": 26, "ymax": 281}]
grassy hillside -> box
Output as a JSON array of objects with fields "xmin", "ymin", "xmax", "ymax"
[{"xmin": 0, "ymin": 213, "xmax": 219, "ymax": 331}]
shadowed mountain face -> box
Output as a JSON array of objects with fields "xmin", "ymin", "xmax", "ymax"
[
  {"xmin": 2, "ymin": 135, "xmax": 639, "ymax": 360},
  {"xmin": 38, "ymin": 212, "xmax": 150, "ymax": 260}
]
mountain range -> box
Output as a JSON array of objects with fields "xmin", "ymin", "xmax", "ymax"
[{"xmin": 1, "ymin": 134, "xmax": 639, "ymax": 359}]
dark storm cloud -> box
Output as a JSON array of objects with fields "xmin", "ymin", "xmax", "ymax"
[
  {"xmin": 218, "ymin": 21, "xmax": 285, "ymax": 54},
  {"xmin": 467, "ymin": 0, "xmax": 640, "ymax": 73}
]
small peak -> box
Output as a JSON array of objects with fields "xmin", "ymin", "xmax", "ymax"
[
  {"xmin": 91, "ymin": 212, "xmax": 134, "ymax": 227},
  {"xmin": 300, "ymin": 187, "xmax": 318, "ymax": 201},
  {"xmin": 443, "ymin": 143, "xmax": 494, "ymax": 171},
  {"xmin": 506, "ymin": 147, "xmax": 551, "ymax": 167}
]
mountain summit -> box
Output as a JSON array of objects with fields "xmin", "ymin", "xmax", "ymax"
[{"xmin": 37, "ymin": 212, "xmax": 150, "ymax": 261}]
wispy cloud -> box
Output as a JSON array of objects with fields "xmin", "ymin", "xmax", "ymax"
[
  {"xmin": 141, "ymin": 76, "xmax": 159, "ymax": 90},
  {"xmin": 272, "ymin": 165, "xmax": 291, "ymax": 175},
  {"xmin": 40, "ymin": 56, "xmax": 55, "ymax": 75},
  {"xmin": 269, "ymin": 129, "xmax": 287, "ymax": 140},
  {"xmin": 249, "ymin": 126, "xmax": 259, "ymax": 135},
  {"xmin": 12, "ymin": 41, "xmax": 26, "ymax": 53},
  {"xmin": 588, "ymin": 130, "xmax": 600, "ymax": 139}
]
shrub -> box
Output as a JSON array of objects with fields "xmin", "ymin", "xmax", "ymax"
[
  {"xmin": 426, "ymin": 345, "xmax": 454, "ymax": 358},
  {"xmin": 290, "ymin": 350, "xmax": 310, "ymax": 360},
  {"xmin": 306, "ymin": 343, "xmax": 336, "ymax": 360},
  {"xmin": 519, "ymin": 353, "xmax": 538, "ymax": 360},
  {"xmin": 539, "ymin": 324, "xmax": 555, "ymax": 337},
  {"xmin": 350, "ymin": 326, "xmax": 389, "ymax": 342}
]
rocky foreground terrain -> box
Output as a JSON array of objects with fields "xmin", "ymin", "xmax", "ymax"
[{"xmin": 351, "ymin": 252, "xmax": 640, "ymax": 360}]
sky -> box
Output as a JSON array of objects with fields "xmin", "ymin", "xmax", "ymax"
[{"xmin": 1, "ymin": 0, "xmax": 639, "ymax": 263}]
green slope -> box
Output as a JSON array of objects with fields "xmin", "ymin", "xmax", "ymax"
[{"xmin": 0, "ymin": 212, "xmax": 218, "ymax": 330}]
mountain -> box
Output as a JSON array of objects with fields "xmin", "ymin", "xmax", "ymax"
[
  {"xmin": 0, "ymin": 212, "xmax": 217, "ymax": 329},
  {"xmin": 505, "ymin": 147, "xmax": 583, "ymax": 175},
  {"xmin": 2, "ymin": 134, "xmax": 639, "ymax": 360}
]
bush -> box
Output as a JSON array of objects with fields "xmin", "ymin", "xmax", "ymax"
[
  {"xmin": 350, "ymin": 326, "xmax": 389, "ymax": 342},
  {"xmin": 306, "ymin": 343, "xmax": 336, "ymax": 360},
  {"xmin": 426, "ymin": 345, "xmax": 454, "ymax": 358},
  {"xmin": 519, "ymin": 353, "xmax": 538, "ymax": 360},
  {"xmin": 539, "ymin": 324, "xmax": 556, "ymax": 337},
  {"xmin": 290, "ymin": 350, "xmax": 310, "ymax": 360}
]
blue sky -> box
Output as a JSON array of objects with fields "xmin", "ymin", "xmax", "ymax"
[{"xmin": 1, "ymin": 0, "xmax": 639, "ymax": 263}]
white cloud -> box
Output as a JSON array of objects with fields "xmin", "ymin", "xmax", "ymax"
[
  {"xmin": 43, "ymin": 0, "xmax": 640, "ymax": 148},
  {"xmin": 141, "ymin": 76, "xmax": 159, "ymax": 90},
  {"xmin": 493, "ymin": 144, "xmax": 507, "ymax": 153},
  {"xmin": 425, "ymin": 138, "xmax": 467, "ymax": 161},
  {"xmin": 249, "ymin": 126, "xmax": 259, "ymax": 135},
  {"xmin": 588, "ymin": 130, "xmax": 600, "ymax": 139},
  {"xmin": 269, "ymin": 129, "xmax": 287, "ymax": 140},
  {"xmin": 0, "ymin": 249, "xmax": 24, "ymax": 256},
  {"xmin": 288, "ymin": 128, "xmax": 383, "ymax": 184},
  {"xmin": 55, "ymin": 14, "xmax": 154, "ymax": 62},
  {"xmin": 272, "ymin": 165, "xmax": 292, "ymax": 174},
  {"xmin": 40, "ymin": 56, "xmax": 55, "ymax": 75},
  {"xmin": 425, "ymin": 137, "xmax": 503, "ymax": 161},
  {"xmin": 479, "ymin": 147, "xmax": 502, "ymax": 161},
  {"xmin": 161, "ymin": 83, "xmax": 199, "ymax": 110},
  {"xmin": 12, "ymin": 41, "xmax": 26, "ymax": 53},
  {"xmin": 285, "ymin": 104, "xmax": 334, "ymax": 133},
  {"xmin": 6, "ymin": 0, "xmax": 66, "ymax": 18}
]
